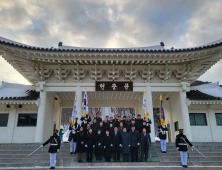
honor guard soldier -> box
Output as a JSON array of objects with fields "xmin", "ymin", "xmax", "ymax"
[
  {"xmin": 80, "ymin": 114, "xmax": 91, "ymax": 134},
  {"xmin": 176, "ymin": 129, "xmax": 194, "ymax": 168},
  {"xmin": 41, "ymin": 129, "xmax": 61, "ymax": 169},
  {"xmin": 68, "ymin": 118, "xmax": 80, "ymax": 154},
  {"xmin": 158, "ymin": 124, "xmax": 168, "ymax": 153}
]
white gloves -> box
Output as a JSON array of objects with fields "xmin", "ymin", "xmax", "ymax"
[
  {"xmin": 119, "ymin": 144, "xmax": 122, "ymax": 147},
  {"xmin": 57, "ymin": 149, "xmax": 59, "ymax": 152},
  {"xmin": 192, "ymin": 146, "xmax": 195, "ymax": 148},
  {"xmin": 98, "ymin": 143, "xmax": 101, "ymax": 146},
  {"xmin": 110, "ymin": 144, "xmax": 113, "ymax": 147},
  {"xmin": 40, "ymin": 145, "xmax": 43, "ymax": 147},
  {"xmin": 85, "ymin": 118, "xmax": 87, "ymax": 120},
  {"xmin": 104, "ymin": 146, "xmax": 106, "ymax": 149},
  {"xmin": 85, "ymin": 144, "xmax": 87, "ymax": 147},
  {"xmin": 128, "ymin": 145, "xmax": 131, "ymax": 147},
  {"xmin": 137, "ymin": 143, "xmax": 140, "ymax": 146},
  {"xmin": 93, "ymin": 145, "xmax": 95, "ymax": 148},
  {"xmin": 72, "ymin": 127, "xmax": 76, "ymax": 130}
]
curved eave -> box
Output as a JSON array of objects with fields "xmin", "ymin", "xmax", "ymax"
[{"xmin": 0, "ymin": 39, "xmax": 222, "ymax": 53}]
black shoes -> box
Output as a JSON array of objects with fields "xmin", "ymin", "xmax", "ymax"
[
  {"xmin": 49, "ymin": 167, "xmax": 55, "ymax": 169},
  {"xmin": 74, "ymin": 151, "xmax": 76, "ymax": 154},
  {"xmin": 183, "ymin": 165, "xmax": 188, "ymax": 168},
  {"xmin": 70, "ymin": 152, "xmax": 73, "ymax": 155}
]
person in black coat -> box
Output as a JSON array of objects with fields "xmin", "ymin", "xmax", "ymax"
[
  {"xmin": 129, "ymin": 126, "xmax": 140, "ymax": 162},
  {"xmin": 109, "ymin": 117, "xmax": 115, "ymax": 126},
  {"xmin": 158, "ymin": 124, "xmax": 168, "ymax": 153},
  {"xmin": 80, "ymin": 115, "xmax": 91, "ymax": 134},
  {"xmin": 76, "ymin": 127, "xmax": 85, "ymax": 163},
  {"xmin": 176, "ymin": 129, "xmax": 194, "ymax": 168},
  {"xmin": 85, "ymin": 128, "xmax": 94, "ymax": 162},
  {"xmin": 139, "ymin": 128, "xmax": 151, "ymax": 162},
  {"xmin": 141, "ymin": 120, "xmax": 151, "ymax": 134},
  {"xmin": 41, "ymin": 129, "xmax": 61, "ymax": 169},
  {"xmin": 135, "ymin": 114, "xmax": 143, "ymax": 133},
  {"xmin": 103, "ymin": 130, "xmax": 112, "ymax": 162},
  {"xmin": 118, "ymin": 122, "xmax": 124, "ymax": 134},
  {"xmin": 109, "ymin": 123, "xmax": 114, "ymax": 134},
  {"xmin": 103, "ymin": 118, "xmax": 110, "ymax": 132},
  {"xmin": 128, "ymin": 119, "xmax": 136, "ymax": 131},
  {"xmin": 121, "ymin": 127, "xmax": 131, "ymax": 162},
  {"xmin": 95, "ymin": 112, "xmax": 102, "ymax": 126},
  {"xmin": 114, "ymin": 116, "xmax": 122, "ymax": 127},
  {"xmin": 125, "ymin": 116, "xmax": 132, "ymax": 132},
  {"xmin": 98, "ymin": 122, "xmax": 105, "ymax": 136},
  {"xmin": 122, "ymin": 116, "xmax": 127, "ymax": 127},
  {"xmin": 68, "ymin": 119, "xmax": 80, "ymax": 154},
  {"xmin": 91, "ymin": 118, "xmax": 98, "ymax": 135},
  {"xmin": 94, "ymin": 129, "xmax": 103, "ymax": 162},
  {"xmin": 111, "ymin": 127, "xmax": 122, "ymax": 162}
]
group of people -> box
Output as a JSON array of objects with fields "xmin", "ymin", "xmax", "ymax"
[
  {"xmin": 41, "ymin": 113, "xmax": 194, "ymax": 169},
  {"xmin": 68, "ymin": 113, "xmax": 152, "ymax": 163}
]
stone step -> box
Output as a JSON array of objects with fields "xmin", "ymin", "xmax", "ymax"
[{"xmin": 157, "ymin": 152, "xmax": 222, "ymax": 156}]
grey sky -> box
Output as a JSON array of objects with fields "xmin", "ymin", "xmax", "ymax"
[{"xmin": 0, "ymin": 0, "xmax": 221, "ymax": 85}]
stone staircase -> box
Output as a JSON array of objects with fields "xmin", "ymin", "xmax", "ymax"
[
  {"xmin": 0, "ymin": 142, "xmax": 221, "ymax": 169},
  {"xmin": 153, "ymin": 142, "xmax": 222, "ymax": 166}
]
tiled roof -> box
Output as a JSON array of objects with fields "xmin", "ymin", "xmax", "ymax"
[
  {"xmin": 186, "ymin": 90, "xmax": 222, "ymax": 100},
  {"xmin": 0, "ymin": 36, "xmax": 222, "ymax": 53},
  {"xmin": 0, "ymin": 82, "xmax": 39, "ymax": 100}
]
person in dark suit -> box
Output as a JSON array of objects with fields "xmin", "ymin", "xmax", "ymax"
[
  {"xmin": 109, "ymin": 123, "xmax": 114, "ymax": 134},
  {"xmin": 94, "ymin": 129, "xmax": 103, "ymax": 162},
  {"xmin": 95, "ymin": 112, "xmax": 102, "ymax": 126},
  {"xmin": 41, "ymin": 129, "xmax": 61, "ymax": 169},
  {"xmin": 76, "ymin": 127, "xmax": 85, "ymax": 163},
  {"xmin": 98, "ymin": 122, "xmax": 105, "ymax": 136},
  {"xmin": 139, "ymin": 128, "xmax": 151, "ymax": 162},
  {"xmin": 111, "ymin": 127, "xmax": 122, "ymax": 162},
  {"xmin": 118, "ymin": 122, "xmax": 124, "ymax": 134},
  {"xmin": 85, "ymin": 128, "xmax": 94, "ymax": 162},
  {"xmin": 109, "ymin": 117, "xmax": 115, "ymax": 126},
  {"xmin": 91, "ymin": 118, "xmax": 98, "ymax": 135},
  {"xmin": 103, "ymin": 118, "xmax": 110, "ymax": 132},
  {"xmin": 125, "ymin": 116, "xmax": 132, "ymax": 132},
  {"xmin": 114, "ymin": 116, "xmax": 122, "ymax": 127},
  {"xmin": 103, "ymin": 130, "xmax": 112, "ymax": 162},
  {"xmin": 121, "ymin": 127, "xmax": 131, "ymax": 162},
  {"xmin": 129, "ymin": 126, "xmax": 140, "ymax": 162},
  {"xmin": 135, "ymin": 114, "xmax": 143, "ymax": 133}
]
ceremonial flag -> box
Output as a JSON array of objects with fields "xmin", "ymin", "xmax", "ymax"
[
  {"xmin": 82, "ymin": 91, "xmax": 89, "ymax": 117},
  {"xmin": 71, "ymin": 95, "xmax": 77, "ymax": 126},
  {"xmin": 159, "ymin": 95, "xmax": 166, "ymax": 127},
  {"xmin": 142, "ymin": 91, "xmax": 149, "ymax": 120}
]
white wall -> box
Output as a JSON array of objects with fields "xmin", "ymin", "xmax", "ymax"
[
  {"xmin": 189, "ymin": 104, "xmax": 222, "ymax": 142},
  {"xmin": 0, "ymin": 104, "xmax": 38, "ymax": 143}
]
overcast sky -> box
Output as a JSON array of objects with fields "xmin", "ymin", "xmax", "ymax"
[{"xmin": 0, "ymin": 0, "xmax": 221, "ymax": 85}]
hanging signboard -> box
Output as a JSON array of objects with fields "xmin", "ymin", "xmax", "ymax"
[{"xmin": 96, "ymin": 81, "xmax": 133, "ymax": 91}]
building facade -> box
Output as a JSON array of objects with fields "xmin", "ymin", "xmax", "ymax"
[{"xmin": 0, "ymin": 36, "xmax": 222, "ymax": 143}]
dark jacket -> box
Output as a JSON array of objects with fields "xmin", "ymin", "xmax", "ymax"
[
  {"xmin": 176, "ymin": 133, "xmax": 193, "ymax": 151},
  {"xmin": 111, "ymin": 131, "xmax": 122, "ymax": 150},
  {"xmin": 125, "ymin": 121, "xmax": 131, "ymax": 132},
  {"xmin": 114, "ymin": 120, "xmax": 121, "ymax": 127},
  {"xmin": 109, "ymin": 127, "xmax": 114, "ymax": 134},
  {"xmin": 68, "ymin": 123, "xmax": 80, "ymax": 142},
  {"xmin": 98, "ymin": 125, "xmax": 105, "ymax": 136},
  {"xmin": 94, "ymin": 134, "xmax": 103, "ymax": 156},
  {"xmin": 103, "ymin": 135, "xmax": 112, "ymax": 159},
  {"xmin": 118, "ymin": 126, "xmax": 124, "ymax": 134},
  {"xmin": 85, "ymin": 133, "xmax": 94, "ymax": 147},
  {"xmin": 158, "ymin": 125, "xmax": 168, "ymax": 139},
  {"xmin": 140, "ymin": 133, "xmax": 151, "ymax": 149},
  {"xmin": 76, "ymin": 131, "xmax": 85, "ymax": 153},
  {"xmin": 43, "ymin": 135, "xmax": 61, "ymax": 153},
  {"xmin": 103, "ymin": 122, "xmax": 110, "ymax": 132},
  {"xmin": 91, "ymin": 123, "xmax": 99, "ymax": 135},
  {"xmin": 135, "ymin": 119, "xmax": 143, "ymax": 133},
  {"xmin": 129, "ymin": 130, "xmax": 140, "ymax": 147},
  {"xmin": 121, "ymin": 132, "xmax": 131, "ymax": 154},
  {"xmin": 95, "ymin": 117, "xmax": 102, "ymax": 126}
]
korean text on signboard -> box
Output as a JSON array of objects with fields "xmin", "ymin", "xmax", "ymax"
[{"xmin": 96, "ymin": 81, "xmax": 133, "ymax": 91}]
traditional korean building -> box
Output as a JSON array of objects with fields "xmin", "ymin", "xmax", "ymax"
[{"xmin": 0, "ymin": 36, "xmax": 222, "ymax": 143}]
